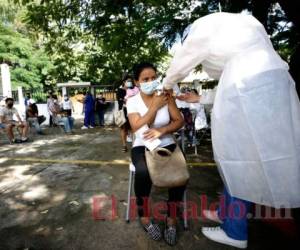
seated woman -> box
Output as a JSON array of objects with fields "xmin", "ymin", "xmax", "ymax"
[
  {"xmin": 127, "ymin": 62, "xmax": 186, "ymax": 246},
  {"xmin": 49, "ymin": 96, "xmax": 74, "ymax": 134},
  {"xmin": 26, "ymin": 102, "xmax": 44, "ymax": 135}
]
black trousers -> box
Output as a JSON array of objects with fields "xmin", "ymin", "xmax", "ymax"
[{"xmin": 131, "ymin": 144, "xmax": 186, "ymax": 218}]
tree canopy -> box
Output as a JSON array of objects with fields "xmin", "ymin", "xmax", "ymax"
[
  {"xmin": 4, "ymin": 0, "xmax": 299, "ymax": 91},
  {"xmin": 0, "ymin": 0, "xmax": 54, "ymax": 91},
  {"xmin": 11, "ymin": 0, "xmax": 223, "ymax": 86}
]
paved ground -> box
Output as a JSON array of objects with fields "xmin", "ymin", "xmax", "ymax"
[{"xmin": 0, "ymin": 121, "xmax": 299, "ymax": 250}]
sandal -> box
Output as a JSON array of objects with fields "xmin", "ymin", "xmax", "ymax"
[
  {"xmin": 164, "ymin": 218, "xmax": 177, "ymax": 246},
  {"xmin": 140, "ymin": 219, "xmax": 162, "ymax": 241},
  {"xmin": 122, "ymin": 146, "xmax": 128, "ymax": 153}
]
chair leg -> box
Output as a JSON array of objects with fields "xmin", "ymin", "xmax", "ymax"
[
  {"xmin": 126, "ymin": 170, "xmax": 134, "ymax": 223},
  {"xmin": 181, "ymin": 129, "xmax": 185, "ymax": 153},
  {"xmin": 183, "ymin": 190, "xmax": 188, "ymax": 230},
  {"xmin": 193, "ymin": 132, "xmax": 198, "ymax": 155}
]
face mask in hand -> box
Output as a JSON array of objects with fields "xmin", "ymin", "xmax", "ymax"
[{"xmin": 140, "ymin": 80, "xmax": 160, "ymax": 95}]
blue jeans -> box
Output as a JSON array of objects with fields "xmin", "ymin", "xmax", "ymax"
[
  {"xmin": 84, "ymin": 109, "xmax": 95, "ymax": 127},
  {"xmin": 27, "ymin": 117, "xmax": 41, "ymax": 133},
  {"xmin": 59, "ymin": 117, "xmax": 74, "ymax": 133},
  {"xmin": 68, "ymin": 116, "xmax": 74, "ymax": 130},
  {"xmin": 217, "ymin": 187, "xmax": 252, "ymax": 241}
]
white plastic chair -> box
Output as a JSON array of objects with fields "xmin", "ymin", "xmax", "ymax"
[{"xmin": 125, "ymin": 162, "xmax": 188, "ymax": 230}]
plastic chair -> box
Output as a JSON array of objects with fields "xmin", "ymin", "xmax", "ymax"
[{"xmin": 125, "ymin": 162, "xmax": 188, "ymax": 230}]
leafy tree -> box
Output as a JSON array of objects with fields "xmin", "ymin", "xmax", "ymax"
[
  {"xmin": 13, "ymin": 0, "xmax": 300, "ymax": 92},
  {"xmin": 16, "ymin": 0, "xmax": 212, "ymax": 85},
  {"xmin": 0, "ymin": 23, "xmax": 54, "ymax": 90},
  {"xmin": 0, "ymin": 0, "xmax": 54, "ymax": 91}
]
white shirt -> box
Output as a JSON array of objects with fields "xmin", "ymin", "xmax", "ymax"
[
  {"xmin": 127, "ymin": 93, "xmax": 175, "ymax": 148},
  {"xmin": 0, "ymin": 106, "xmax": 18, "ymax": 122},
  {"xmin": 61, "ymin": 99, "xmax": 73, "ymax": 110}
]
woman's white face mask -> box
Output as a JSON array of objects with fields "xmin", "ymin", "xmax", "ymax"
[{"xmin": 140, "ymin": 79, "xmax": 160, "ymax": 95}]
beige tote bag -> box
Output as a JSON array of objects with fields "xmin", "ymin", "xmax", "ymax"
[{"xmin": 145, "ymin": 145, "xmax": 189, "ymax": 188}]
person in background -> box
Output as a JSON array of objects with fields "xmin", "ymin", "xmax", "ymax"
[
  {"xmin": 24, "ymin": 93, "xmax": 35, "ymax": 109},
  {"xmin": 124, "ymin": 81, "xmax": 140, "ymax": 100},
  {"xmin": 0, "ymin": 98, "xmax": 29, "ymax": 143},
  {"xmin": 116, "ymin": 81, "xmax": 126, "ymax": 111},
  {"xmin": 95, "ymin": 94, "xmax": 106, "ymax": 127},
  {"xmin": 81, "ymin": 91, "xmax": 95, "ymax": 129},
  {"xmin": 117, "ymin": 76, "xmax": 131, "ymax": 152},
  {"xmin": 47, "ymin": 92, "xmax": 54, "ymax": 127},
  {"xmin": 26, "ymin": 101, "xmax": 45, "ymax": 135},
  {"xmin": 49, "ymin": 95, "xmax": 74, "ymax": 134},
  {"xmin": 61, "ymin": 94, "xmax": 74, "ymax": 117},
  {"xmin": 124, "ymin": 77, "xmax": 140, "ymax": 143}
]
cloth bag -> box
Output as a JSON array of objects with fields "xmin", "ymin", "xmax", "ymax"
[
  {"xmin": 38, "ymin": 115, "xmax": 46, "ymax": 125},
  {"xmin": 145, "ymin": 145, "xmax": 189, "ymax": 188},
  {"xmin": 114, "ymin": 108, "xmax": 126, "ymax": 127}
]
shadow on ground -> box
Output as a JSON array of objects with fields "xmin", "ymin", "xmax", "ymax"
[{"xmin": 0, "ymin": 121, "xmax": 299, "ymax": 250}]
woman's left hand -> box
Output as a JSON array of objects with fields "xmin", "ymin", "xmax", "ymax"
[{"xmin": 143, "ymin": 128, "xmax": 165, "ymax": 141}]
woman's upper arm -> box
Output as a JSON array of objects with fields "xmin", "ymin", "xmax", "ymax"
[
  {"xmin": 128, "ymin": 113, "xmax": 141, "ymax": 132},
  {"xmin": 168, "ymin": 98, "xmax": 184, "ymax": 123}
]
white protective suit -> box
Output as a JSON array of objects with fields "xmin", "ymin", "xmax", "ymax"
[{"xmin": 163, "ymin": 12, "xmax": 300, "ymax": 208}]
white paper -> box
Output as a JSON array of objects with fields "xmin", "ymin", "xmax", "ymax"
[{"xmin": 135, "ymin": 125, "xmax": 161, "ymax": 151}]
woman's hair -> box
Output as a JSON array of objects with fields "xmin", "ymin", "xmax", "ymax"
[
  {"xmin": 122, "ymin": 74, "xmax": 133, "ymax": 84},
  {"xmin": 132, "ymin": 62, "xmax": 157, "ymax": 81}
]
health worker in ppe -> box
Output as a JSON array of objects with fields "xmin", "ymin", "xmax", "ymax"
[{"xmin": 163, "ymin": 12, "xmax": 300, "ymax": 249}]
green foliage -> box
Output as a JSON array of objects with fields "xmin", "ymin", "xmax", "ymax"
[
  {"xmin": 0, "ymin": 0, "xmax": 20, "ymax": 24},
  {"xmin": 17, "ymin": 0, "xmax": 220, "ymax": 84},
  {"xmin": 0, "ymin": 23, "xmax": 54, "ymax": 90},
  {"xmin": 9, "ymin": 0, "xmax": 298, "ymax": 86},
  {"xmin": 220, "ymin": 0, "xmax": 298, "ymax": 62},
  {"xmin": 267, "ymin": 4, "xmax": 298, "ymax": 61},
  {"xmin": 31, "ymin": 90, "xmax": 48, "ymax": 103}
]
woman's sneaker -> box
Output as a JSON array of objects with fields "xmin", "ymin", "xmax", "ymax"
[{"xmin": 202, "ymin": 226, "xmax": 247, "ymax": 249}]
